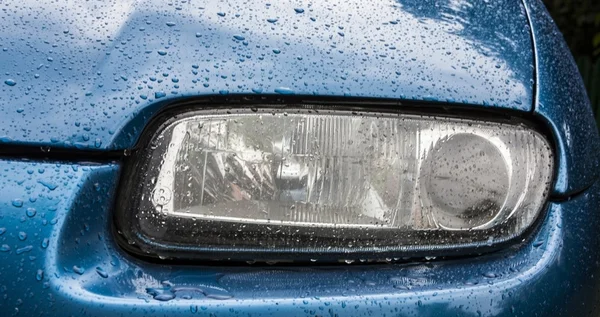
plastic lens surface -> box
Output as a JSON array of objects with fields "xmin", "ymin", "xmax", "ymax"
[{"xmin": 118, "ymin": 110, "xmax": 553, "ymax": 260}]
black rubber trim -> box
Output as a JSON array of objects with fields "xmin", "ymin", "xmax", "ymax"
[{"xmin": 0, "ymin": 146, "xmax": 123, "ymax": 161}]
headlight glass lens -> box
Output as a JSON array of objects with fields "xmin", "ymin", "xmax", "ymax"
[{"xmin": 117, "ymin": 109, "xmax": 553, "ymax": 260}]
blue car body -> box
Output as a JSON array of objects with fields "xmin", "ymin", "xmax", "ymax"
[{"xmin": 1, "ymin": 0, "xmax": 599, "ymax": 315}]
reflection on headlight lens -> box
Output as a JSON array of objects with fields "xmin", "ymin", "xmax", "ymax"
[{"xmin": 422, "ymin": 133, "xmax": 510, "ymax": 229}]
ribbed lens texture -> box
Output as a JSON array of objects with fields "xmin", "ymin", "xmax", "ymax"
[{"xmin": 127, "ymin": 110, "xmax": 553, "ymax": 260}]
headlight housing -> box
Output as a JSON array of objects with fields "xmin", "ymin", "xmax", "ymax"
[{"xmin": 115, "ymin": 107, "xmax": 553, "ymax": 261}]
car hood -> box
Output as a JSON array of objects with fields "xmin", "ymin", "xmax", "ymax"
[{"xmin": 0, "ymin": 0, "xmax": 534, "ymax": 150}]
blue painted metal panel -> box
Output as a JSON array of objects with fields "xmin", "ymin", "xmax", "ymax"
[
  {"xmin": 0, "ymin": 1, "xmax": 599, "ymax": 314},
  {"xmin": 524, "ymin": 0, "xmax": 600, "ymax": 195},
  {"xmin": 0, "ymin": 0, "xmax": 533, "ymax": 151}
]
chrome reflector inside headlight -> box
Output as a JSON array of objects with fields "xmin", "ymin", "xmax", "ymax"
[{"xmin": 116, "ymin": 108, "xmax": 553, "ymax": 261}]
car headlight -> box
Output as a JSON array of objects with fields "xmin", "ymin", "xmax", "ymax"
[{"xmin": 115, "ymin": 107, "xmax": 553, "ymax": 261}]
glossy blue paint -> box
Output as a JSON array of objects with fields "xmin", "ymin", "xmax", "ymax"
[
  {"xmin": 1, "ymin": 0, "xmax": 600, "ymax": 316},
  {"xmin": 0, "ymin": 159, "xmax": 599, "ymax": 316},
  {"xmin": 524, "ymin": 0, "xmax": 600, "ymax": 195},
  {"xmin": 0, "ymin": 0, "xmax": 533, "ymax": 152}
]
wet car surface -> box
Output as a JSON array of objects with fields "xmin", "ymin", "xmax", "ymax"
[{"xmin": 1, "ymin": 0, "xmax": 600, "ymax": 316}]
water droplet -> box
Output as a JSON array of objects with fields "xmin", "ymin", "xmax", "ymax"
[
  {"xmin": 483, "ymin": 272, "xmax": 496, "ymax": 278},
  {"xmin": 205, "ymin": 293, "xmax": 233, "ymax": 300},
  {"xmin": 18, "ymin": 232, "xmax": 27, "ymax": 241},
  {"xmin": 26, "ymin": 208, "xmax": 36, "ymax": 217},
  {"xmin": 38, "ymin": 180, "xmax": 58, "ymax": 190},
  {"xmin": 157, "ymin": 50, "xmax": 167, "ymax": 56},
  {"xmin": 0, "ymin": 244, "xmax": 10, "ymax": 252},
  {"xmin": 166, "ymin": 22, "xmax": 176, "ymax": 27},
  {"xmin": 267, "ymin": 18, "xmax": 278, "ymax": 23},
  {"xmin": 96, "ymin": 267, "xmax": 108, "ymax": 278},
  {"xmin": 157, "ymin": 293, "xmax": 176, "ymax": 301},
  {"xmin": 272, "ymin": 49, "xmax": 281, "ymax": 54},
  {"xmin": 155, "ymin": 91, "xmax": 166, "ymax": 99},
  {"xmin": 16, "ymin": 245, "xmax": 33, "ymax": 254},
  {"xmin": 12, "ymin": 199, "xmax": 23, "ymax": 207},
  {"xmin": 36, "ymin": 269, "xmax": 44, "ymax": 281},
  {"xmin": 274, "ymin": 87, "xmax": 294, "ymax": 95},
  {"xmin": 41, "ymin": 238, "xmax": 49, "ymax": 249},
  {"xmin": 0, "ymin": 228, "xmax": 5, "ymax": 235},
  {"xmin": 4, "ymin": 79, "xmax": 16, "ymax": 86},
  {"xmin": 233, "ymin": 35, "xmax": 245, "ymax": 41},
  {"xmin": 73, "ymin": 266, "xmax": 85, "ymax": 275},
  {"xmin": 294, "ymin": 8, "xmax": 305, "ymax": 13},
  {"xmin": 217, "ymin": 12, "xmax": 226, "ymax": 17}
]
